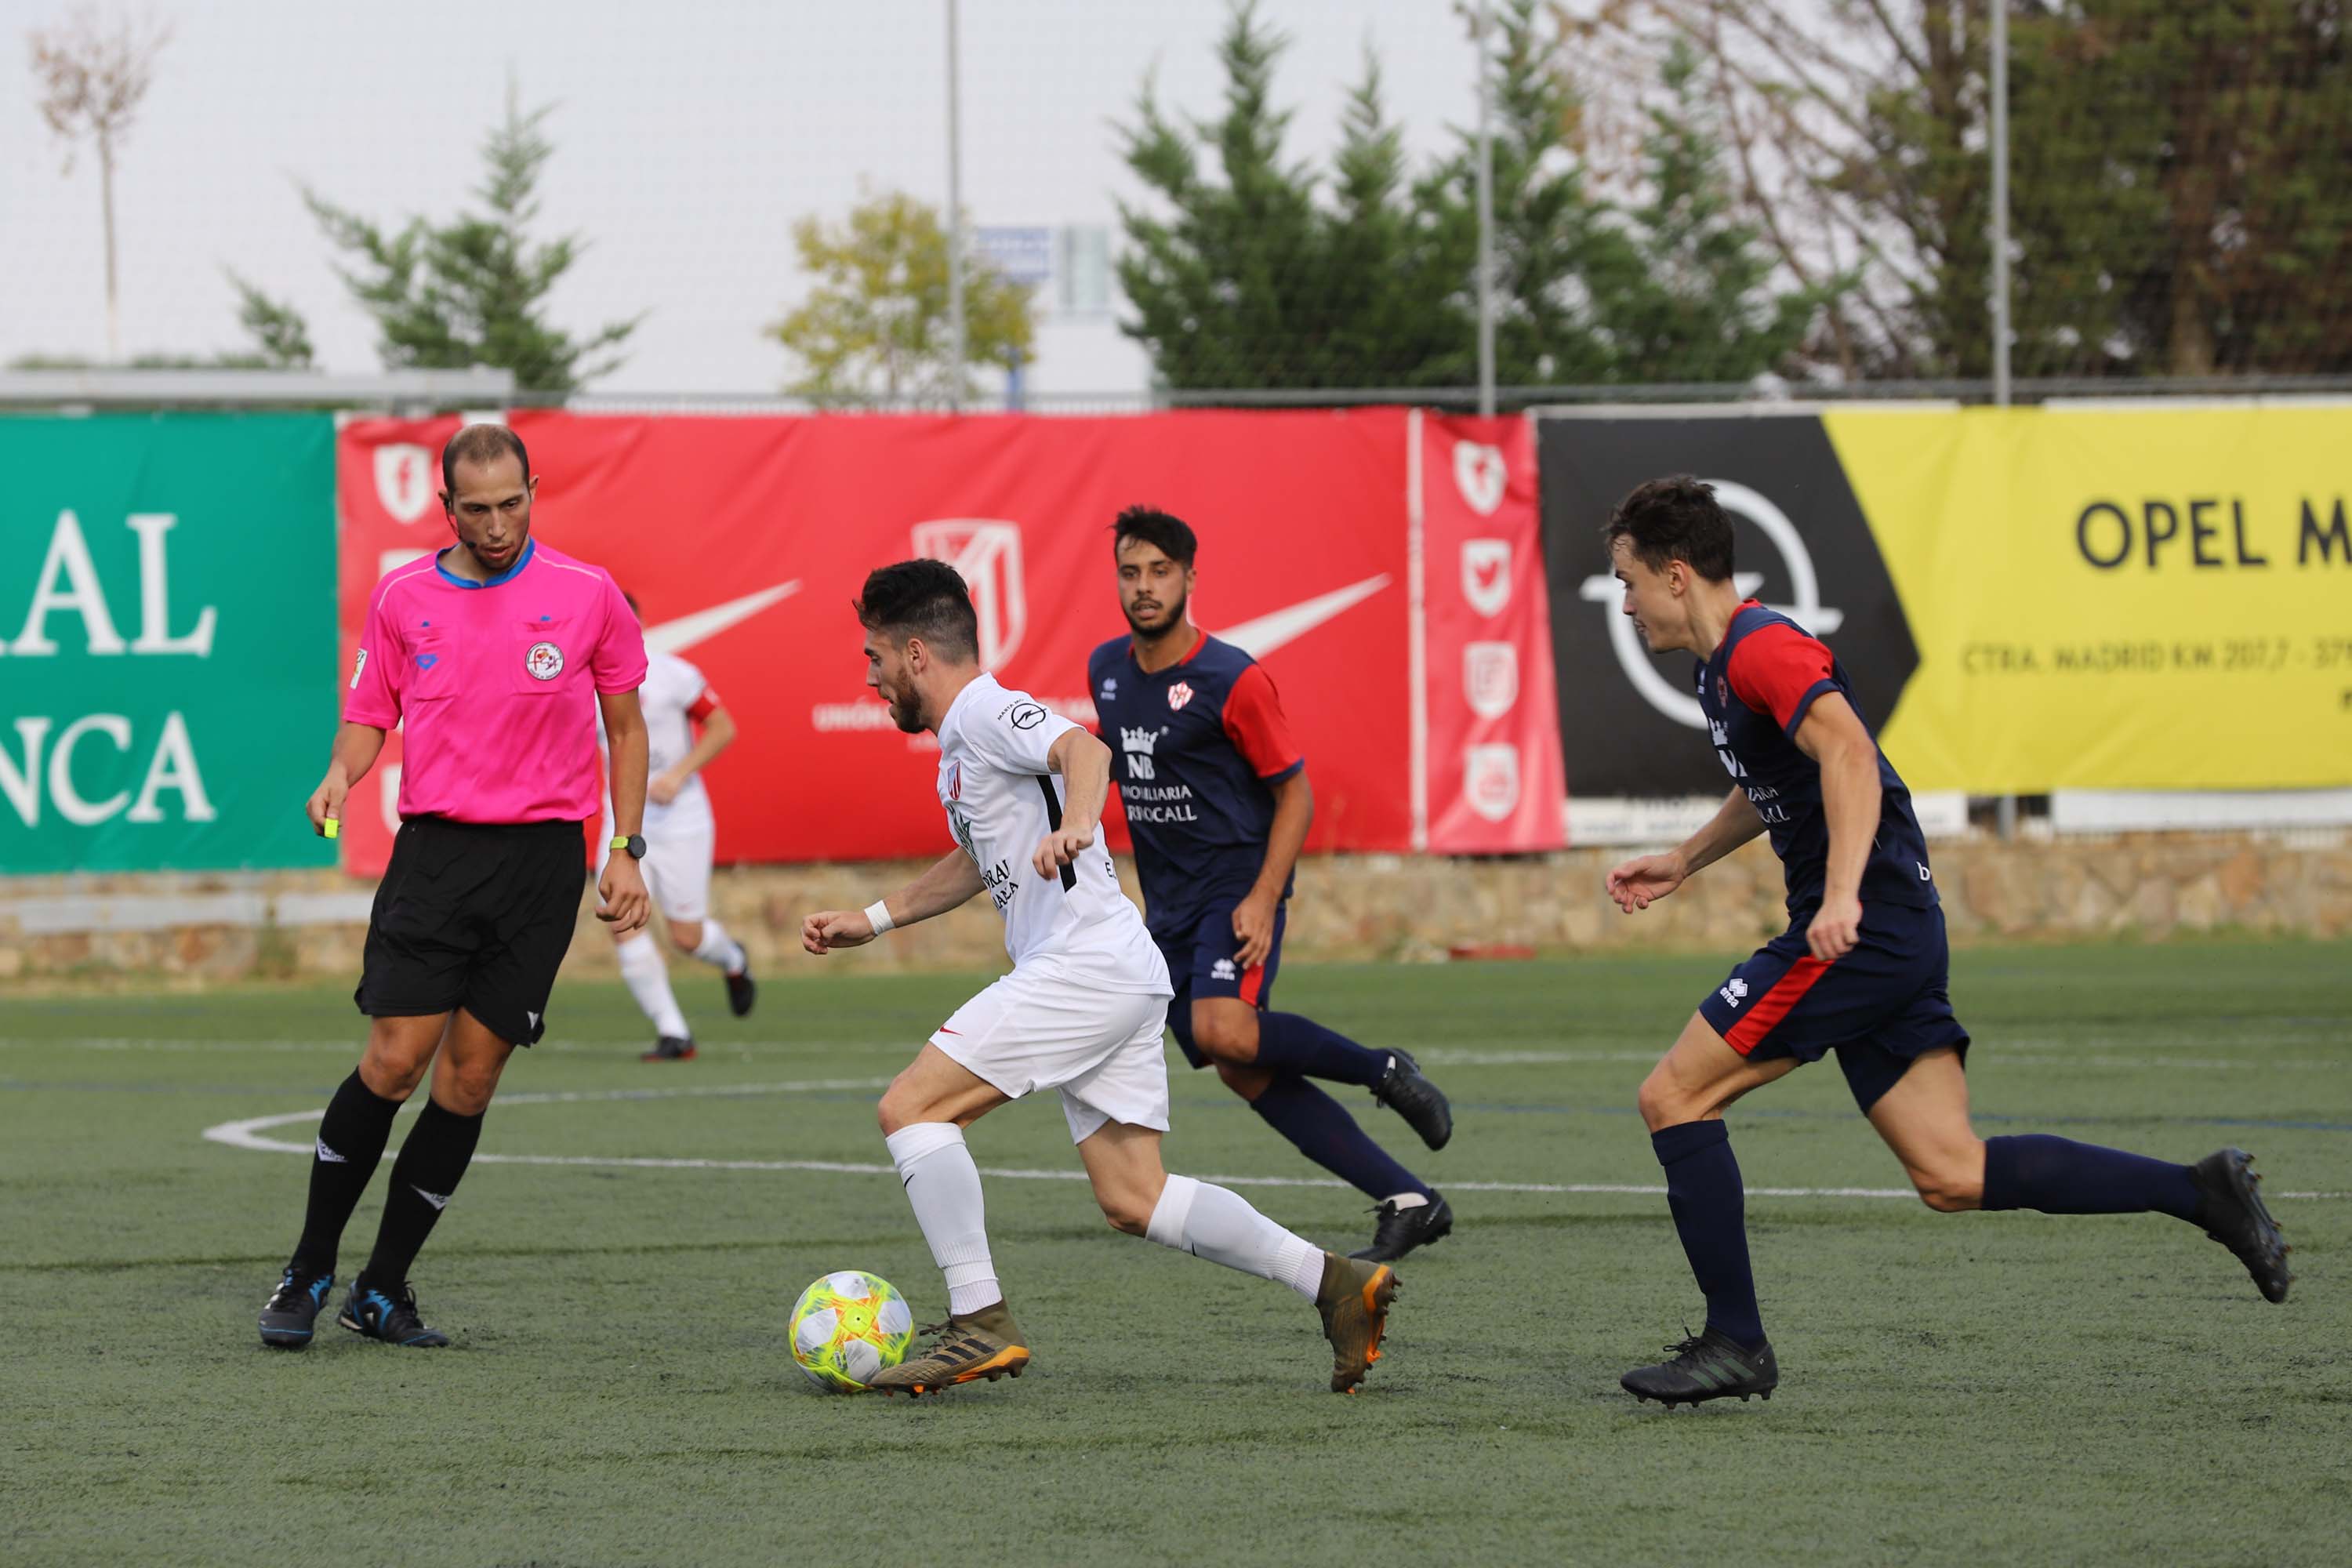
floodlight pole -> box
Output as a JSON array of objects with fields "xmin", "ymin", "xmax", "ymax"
[
  {"xmin": 1474, "ymin": 0, "xmax": 1497, "ymax": 418},
  {"xmin": 1990, "ymin": 0, "xmax": 2018, "ymax": 841},
  {"xmin": 946, "ymin": 0, "xmax": 968, "ymax": 412}
]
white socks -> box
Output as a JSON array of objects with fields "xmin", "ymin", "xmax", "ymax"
[
  {"xmin": 690, "ymin": 919, "xmax": 746, "ymax": 976},
  {"xmin": 1145, "ymin": 1174, "xmax": 1326, "ymax": 1301},
  {"xmin": 615, "ymin": 933, "xmax": 689, "ymax": 1040},
  {"xmin": 885, "ymin": 1123, "xmax": 1000, "ymax": 1316}
]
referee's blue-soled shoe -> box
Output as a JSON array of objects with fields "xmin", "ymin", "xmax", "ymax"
[
  {"xmin": 338, "ymin": 1279, "xmax": 451, "ymax": 1348},
  {"xmin": 258, "ymin": 1266, "xmax": 334, "ymax": 1349}
]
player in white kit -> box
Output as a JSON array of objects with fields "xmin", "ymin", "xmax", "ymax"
[
  {"xmin": 601, "ymin": 596, "xmax": 756, "ymax": 1061},
  {"xmin": 802, "ymin": 561, "xmax": 1401, "ymax": 1395}
]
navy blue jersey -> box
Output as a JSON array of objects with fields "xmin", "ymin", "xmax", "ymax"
[
  {"xmin": 1088, "ymin": 631, "xmax": 1305, "ymax": 937},
  {"xmin": 1697, "ymin": 601, "xmax": 1937, "ymax": 917}
]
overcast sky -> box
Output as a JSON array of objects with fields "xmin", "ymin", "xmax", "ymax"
[{"xmin": 3, "ymin": 1, "xmax": 1486, "ymax": 396}]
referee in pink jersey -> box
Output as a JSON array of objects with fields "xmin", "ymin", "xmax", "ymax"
[{"xmin": 258, "ymin": 424, "xmax": 653, "ymax": 1351}]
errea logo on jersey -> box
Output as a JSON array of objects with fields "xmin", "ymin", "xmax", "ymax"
[{"xmin": 1719, "ymin": 977, "xmax": 1750, "ymax": 1008}]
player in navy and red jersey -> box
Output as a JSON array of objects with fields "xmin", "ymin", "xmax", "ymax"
[
  {"xmin": 1088, "ymin": 506, "xmax": 1457, "ymax": 1262},
  {"xmin": 1598, "ymin": 476, "xmax": 2291, "ymax": 1408}
]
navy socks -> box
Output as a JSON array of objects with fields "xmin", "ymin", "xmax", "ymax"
[
  {"xmin": 1980, "ymin": 1134, "xmax": 2201, "ymax": 1221},
  {"xmin": 292, "ymin": 1070, "xmax": 404, "ymax": 1276},
  {"xmin": 1652, "ymin": 1120, "xmax": 1765, "ymax": 1350},
  {"xmin": 1248, "ymin": 1076, "xmax": 1432, "ymax": 1202},
  {"xmin": 1251, "ymin": 1012, "xmax": 1390, "ymax": 1087}
]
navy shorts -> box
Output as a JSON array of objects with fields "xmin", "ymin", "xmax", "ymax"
[
  {"xmin": 1696, "ymin": 902, "xmax": 1969, "ymax": 1112},
  {"xmin": 1155, "ymin": 895, "xmax": 1288, "ymax": 1069}
]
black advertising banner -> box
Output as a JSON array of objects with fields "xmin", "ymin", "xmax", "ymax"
[{"xmin": 1537, "ymin": 413, "xmax": 1920, "ymax": 798}]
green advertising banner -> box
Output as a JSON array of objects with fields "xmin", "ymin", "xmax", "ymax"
[{"xmin": 0, "ymin": 413, "xmax": 337, "ymax": 873}]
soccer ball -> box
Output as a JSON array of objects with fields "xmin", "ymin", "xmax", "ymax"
[{"xmin": 789, "ymin": 1270, "xmax": 915, "ymax": 1393}]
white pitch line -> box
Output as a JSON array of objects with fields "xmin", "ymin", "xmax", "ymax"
[{"xmin": 198, "ymin": 1087, "xmax": 2350, "ymax": 1202}]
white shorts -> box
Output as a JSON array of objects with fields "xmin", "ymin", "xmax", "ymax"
[
  {"xmin": 929, "ymin": 968, "xmax": 1174, "ymax": 1145},
  {"xmin": 600, "ymin": 815, "xmax": 715, "ymax": 925}
]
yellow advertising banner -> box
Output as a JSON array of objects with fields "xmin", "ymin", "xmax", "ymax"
[{"xmin": 1823, "ymin": 405, "xmax": 2352, "ymax": 792}]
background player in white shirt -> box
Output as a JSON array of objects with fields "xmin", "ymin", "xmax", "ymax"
[
  {"xmin": 802, "ymin": 561, "xmax": 1402, "ymax": 1396},
  {"xmin": 601, "ymin": 594, "xmax": 756, "ymax": 1062}
]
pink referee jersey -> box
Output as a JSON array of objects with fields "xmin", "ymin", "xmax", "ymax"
[{"xmin": 346, "ymin": 540, "xmax": 648, "ymax": 824}]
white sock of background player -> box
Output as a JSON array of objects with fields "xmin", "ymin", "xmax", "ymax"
[
  {"xmin": 689, "ymin": 918, "xmax": 747, "ymax": 977},
  {"xmin": 1146, "ymin": 1174, "xmax": 1327, "ymax": 1300},
  {"xmin": 884, "ymin": 1123, "xmax": 1000, "ymax": 1316},
  {"xmin": 615, "ymin": 931, "xmax": 691, "ymax": 1040}
]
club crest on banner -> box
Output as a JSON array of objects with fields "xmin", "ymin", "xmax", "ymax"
[
  {"xmin": 1464, "ymin": 641, "xmax": 1519, "ymax": 720},
  {"xmin": 1464, "ymin": 743, "xmax": 1523, "ymax": 822},
  {"xmin": 911, "ymin": 519, "xmax": 1028, "ymax": 669},
  {"xmin": 373, "ymin": 443, "xmax": 436, "ymax": 524},
  {"xmin": 1462, "ymin": 539, "xmax": 1512, "ymax": 618},
  {"xmin": 1453, "ymin": 441, "xmax": 1508, "ymax": 516}
]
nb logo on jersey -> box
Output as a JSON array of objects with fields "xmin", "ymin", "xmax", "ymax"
[
  {"xmin": 1120, "ymin": 725, "xmax": 1161, "ymax": 780},
  {"xmin": 1719, "ymin": 978, "xmax": 1749, "ymax": 1008},
  {"xmin": 1211, "ymin": 958, "xmax": 1237, "ymax": 982}
]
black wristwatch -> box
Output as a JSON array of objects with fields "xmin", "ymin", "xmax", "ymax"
[{"xmin": 610, "ymin": 833, "xmax": 647, "ymax": 860}]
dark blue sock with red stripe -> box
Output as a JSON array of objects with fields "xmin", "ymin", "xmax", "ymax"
[
  {"xmin": 1252, "ymin": 1013, "xmax": 1389, "ymax": 1087},
  {"xmin": 1980, "ymin": 1134, "xmax": 2200, "ymax": 1220},
  {"xmin": 1247, "ymin": 1076, "xmax": 1432, "ymax": 1202},
  {"xmin": 1653, "ymin": 1120, "xmax": 1766, "ymax": 1350}
]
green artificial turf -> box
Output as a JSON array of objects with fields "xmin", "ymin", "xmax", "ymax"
[{"xmin": 3, "ymin": 940, "xmax": 2347, "ymax": 1566}]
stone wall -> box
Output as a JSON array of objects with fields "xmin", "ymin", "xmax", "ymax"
[{"xmin": 2, "ymin": 830, "xmax": 2345, "ymax": 988}]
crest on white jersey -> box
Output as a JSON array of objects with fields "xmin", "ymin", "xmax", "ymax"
[
  {"xmin": 912, "ymin": 520, "xmax": 1027, "ymax": 669},
  {"xmin": 1453, "ymin": 441, "xmax": 1508, "ymax": 516},
  {"xmin": 1462, "ymin": 539, "xmax": 1512, "ymax": 619},
  {"xmin": 374, "ymin": 444, "xmax": 436, "ymax": 524},
  {"xmin": 1464, "ymin": 641, "xmax": 1519, "ymax": 720},
  {"xmin": 1465, "ymin": 743, "xmax": 1522, "ymax": 822}
]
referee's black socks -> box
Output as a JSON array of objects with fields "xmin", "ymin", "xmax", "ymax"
[
  {"xmin": 291, "ymin": 1070, "xmax": 404, "ymax": 1276},
  {"xmin": 361, "ymin": 1099, "xmax": 486, "ymax": 1288}
]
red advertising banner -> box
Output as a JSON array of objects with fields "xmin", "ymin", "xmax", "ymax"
[
  {"xmin": 1414, "ymin": 412, "xmax": 1568, "ymax": 854},
  {"xmin": 334, "ymin": 411, "xmax": 1421, "ymax": 876}
]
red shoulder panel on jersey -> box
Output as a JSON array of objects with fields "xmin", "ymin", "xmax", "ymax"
[
  {"xmin": 1725, "ymin": 622, "xmax": 1837, "ymax": 735},
  {"xmin": 1221, "ymin": 662, "xmax": 1305, "ymax": 780}
]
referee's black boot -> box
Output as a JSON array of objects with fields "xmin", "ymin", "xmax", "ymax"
[
  {"xmin": 258, "ymin": 1265, "xmax": 335, "ymax": 1349},
  {"xmin": 1371, "ymin": 1050, "xmax": 1454, "ymax": 1150},
  {"xmin": 642, "ymin": 1035, "xmax": 698, "ymax": 1062},
  {"xmin": 338, "ymin": 1279, "xmax": 450, "ymax": 1348}
]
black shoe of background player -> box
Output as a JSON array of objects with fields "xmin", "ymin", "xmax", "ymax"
[
  {"xmin": 725, "ymin": 964, "xmax": 757, "ymax": 1018},
  {"xmin": 1349, "ymin": 1192, "xmax": 1454, "ymax": 1263},
  {"xmin": 338, "ymin": 1279, "xmax": 451, "ymax": 1348},
  {"xmin": 1621, "ymin": 1327, "xmax": 1778, "ymax": 1409},
  {"xmin": 1371, "ymin": 1050, "xmax": 1453, "ymax": 1150},
  {"xmin": 2190, "ymin": 1147, "xmax": 2292, "ymax": 1303},
  {"xmin": 258, "ymin": 1265, "xmax": 335, "ymax": 1349},
  {"xmin": 641, "ymin": 1035, "xmax": 698, "ymax": 1062}
]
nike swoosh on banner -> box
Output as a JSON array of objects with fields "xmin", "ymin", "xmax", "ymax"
[
  {"xmin": 1212, "ymin": 573, "xmax": 1392, "ymax": 659},
  {"xmin": 644, "ymin": 580, "xmax": 803, "ymax": 658}
]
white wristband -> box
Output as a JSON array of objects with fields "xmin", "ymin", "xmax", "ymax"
[{"xmin": 864, "ymin": 899, "xmax": 895, "ymax": 935}]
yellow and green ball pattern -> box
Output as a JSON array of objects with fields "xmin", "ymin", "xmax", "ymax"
[{"xmin": 789, "ymin": 1270, "xmax": 915, "ymax": 1393}]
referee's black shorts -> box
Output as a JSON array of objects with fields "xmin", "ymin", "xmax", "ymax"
[{"xmin": 355, "ymin": 816, "xmax": 587, "ymax": 1047}]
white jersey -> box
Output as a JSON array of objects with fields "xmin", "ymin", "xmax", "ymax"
[
  {"xmin": 636, "ymin": 651, "xmax": 717, "ymax": 834},
  {"xmin": 935, "ymin": 673, "xmax": 1170, "ymax": 994}
]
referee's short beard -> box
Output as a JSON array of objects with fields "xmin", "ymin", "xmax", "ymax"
[{"xmin": 1124, "ymin": 588, "xmax": 1189, "ymax": 643}]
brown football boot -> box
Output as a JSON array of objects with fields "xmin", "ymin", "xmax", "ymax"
[
  {"xmin": 1315, "ymin": 1253, "xmax": 1400, "ymax": 1394},
  {"xmin": 867, "ymin": 1301, "xmax": 1031, "ymax": 1397}
]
